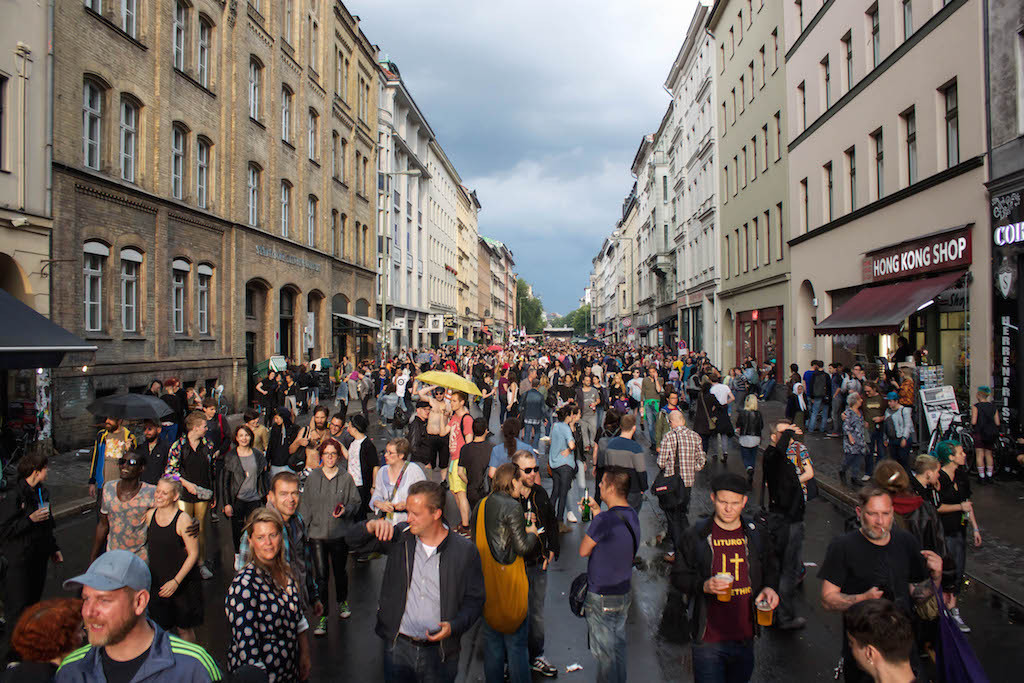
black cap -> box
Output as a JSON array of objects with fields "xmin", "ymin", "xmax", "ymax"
[
  {"xmin": 711, "ymin": 472, "xmax": 749, "ymax": 495},
  {"xmin": 415, "ymin": 400, "xmax": 431, "ymax": 409}
]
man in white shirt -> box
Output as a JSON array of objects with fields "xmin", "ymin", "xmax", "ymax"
[{"xmin": 709, "ymin": 374, "xmax": 735, "ymax": 460}]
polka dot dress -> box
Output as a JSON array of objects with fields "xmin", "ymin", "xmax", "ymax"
[{"xmin": 226, "ymin": 563, "xmax": 302, "ymax": 682}]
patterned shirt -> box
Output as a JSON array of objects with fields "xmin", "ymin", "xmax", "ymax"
[
  {"xmin": 100, "ymin": 481, "xmax": 156, "ymax": 562},
  {"xmin": 657, "ymin": 426, "xmax": 706, "ymax": 487},
  {"xmin": 786, "ymin": 440, "xmax": 813, "ymax": 501}
]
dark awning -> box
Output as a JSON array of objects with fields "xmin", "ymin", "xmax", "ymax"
[
  {"xmin": 331, "ymin": 313, "xmax": 381, "ymax": 330},
  {"xmin": 0, "ymin": 289, "xmax": 97, "ymax": 369},
  {"xmin": 814, "ymin": 271, "xmax": 966, "ymax": 337}
]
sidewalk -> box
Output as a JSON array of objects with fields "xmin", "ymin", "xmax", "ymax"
[{"xmin": 757, "ymin": 399, "xmax": 1024, "ymax": 607}]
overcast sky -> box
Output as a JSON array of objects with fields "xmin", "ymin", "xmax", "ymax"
[{"xmin": 352, "ymin": 0, "xmax": 699, "ymax": 315}]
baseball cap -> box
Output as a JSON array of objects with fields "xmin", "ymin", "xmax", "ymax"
[
  {"xmin": 886, "ymin": 391, "xmax": 899, "ymax": 401},
  {"xmin": 63, "ymin": 550, "xmax": 151, "ymax": 592},
  {"xmin": 415, "ymin": 400, "xmax": 431, "ymax": 409}
]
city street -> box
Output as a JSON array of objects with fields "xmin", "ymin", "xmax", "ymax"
[{"xmin": 7, "ymin": 405, "xmax": 1023, "ymax": 681}]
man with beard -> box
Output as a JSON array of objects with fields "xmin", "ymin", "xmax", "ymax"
[
  {"xmin": 135, "ymin": 420, "xmax": 170, "ymax": 486},
  {"xmin": 56, "ymin": 550, "xmax": 221, "ymax": 682},
  {"xmin": 90, "ymin": 455, "xmax": 157, "ymax": 563},
  {"xmin": 291, "ymin": 404, "xmax": 331, "ymax": 471},
  {"xmin": 420, "ymin": 386, "xmax": 450, "ymax": 472},
  {"xmin": 819, "ymin": 486, "xmax": 942, "ymax": 683},
  {"xmin": 165, "ymin": 412, "xmax": 216, "ymax": 579}
]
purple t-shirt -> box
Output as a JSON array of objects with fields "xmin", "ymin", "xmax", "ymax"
[{"xmin": 585, "ymin": 505, "xmax": 640, "ymax": 595}]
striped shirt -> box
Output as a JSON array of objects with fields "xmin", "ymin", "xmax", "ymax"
[{"xmin": 657, "ymin": 426, "xmax": 706, "ymax": 487}]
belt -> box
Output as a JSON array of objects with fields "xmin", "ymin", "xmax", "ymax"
[{"xmin": 397, "ymin": 633, "xmax": 437, "ymax": 647}]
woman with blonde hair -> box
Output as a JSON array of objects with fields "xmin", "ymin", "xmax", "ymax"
[
  {"xmin": 226, "ymin": 507, "xmax": 309, "ymax": 681},
  {"xmin": 971, "ymin": 386, "xmax": 1000, "ymax": 483},
  {"xmin": 145, "ymin": 476, "xmax": 202, "ymax": 642},
  {"xmin": 734, "ymin": 393, "xmax": 765, "ymax": 481}
]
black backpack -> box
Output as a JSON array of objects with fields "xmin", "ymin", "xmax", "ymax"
[
  {"xmin": 812, "ymin": 370, "xmax": 828, "ymax": 399},
  {"xmin": 392, "ymin": 404, "xmax": 409, "ymax": 430}
]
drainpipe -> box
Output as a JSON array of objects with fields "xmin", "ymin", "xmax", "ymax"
[
  {"xmin": 46, "ymin": 0, "xmax": 54, "ymax": 217},
  {"xmin": 14, "ymin": 42, "xmax": 31, "ymax": 211}
]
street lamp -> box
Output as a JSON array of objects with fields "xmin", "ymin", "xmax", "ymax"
[{"xmin": 379, "ymin": 168, "xmax": 422, "ymax": 358}]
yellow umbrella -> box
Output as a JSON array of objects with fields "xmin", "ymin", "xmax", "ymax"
[{"xmin": 415, "ymin": 370, "xmax": 482, "ymax": 396}]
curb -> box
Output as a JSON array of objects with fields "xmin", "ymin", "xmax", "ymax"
[
  {"xmin": 54, "ymin": 497, "xmax": 95, "ymax": 521},
  {"xmin": 814, "ymin": 475, "xmax": 1024, "ymax": 610}
]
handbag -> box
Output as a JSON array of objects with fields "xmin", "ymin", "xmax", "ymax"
[
  {"xmin": 652, "ymin": 443, "xmax": 684, "ymax": 509},
  {"xmin": 568, "ymin": 510, "xmax": 638, "ymax": 618},
  {"xmin": 935, "ymin": 579, "xmax": 989, "ymax": 681},
  {"xmin": 701, "ymin": 394, "xmax": 717, "ymax": 432},
  {"xmin": 476, "ymin": 497, "xmax": 529, "ymax": 633}
]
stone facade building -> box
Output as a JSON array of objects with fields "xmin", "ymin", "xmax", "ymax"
[
  {"xmin": 456, "ymin": 185, "xmax": 482, "ymax": 340},
  {"xmin": 50, "ymin": 0, "xmax": 378, "ymax": 446}
]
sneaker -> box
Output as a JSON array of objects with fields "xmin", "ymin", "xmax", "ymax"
[
  {"xmin": 338, "ymin": 601, "xmax": 352, "ymax": 619},
  {"xmin": 861, "ymin": 475, "xmax": 871, "ymax": 482},
  {"xmin": 566, "ymin": 511, "xmax": 578, "ymax": 524},
  {"xmin": 839, "ymin": 470, "xmax": 848, "ymax": 486},
  {"xmin": 950, "ymin": 608, "xmax": 971, "ymax": 633},
  {"xmin": 210, "ymin": 511, "xmax": 220, "ymax": 523},
  {"xmin": 199, "ymin": 564, "xmax": 213, "ymax": 580},
  {"xmin": 313, "ymin": 616, "xmax": 327, "ymax": 636},
  {"xmin": 531, "ymin": 657, "xmax": 558, "ymax": 678},
  {"xmin": 558, "ymin": 522, "xmax": 572, "ymax": 534},
  {"xmin": 664, "ymin": 552, "xmax": 676, "ymax": 564}
]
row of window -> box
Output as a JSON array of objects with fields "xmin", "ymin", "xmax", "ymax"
[
  {"xmin": 723, "ymin": 202, "xmax": 786, "ymax": 279},
  {"xmin": 722, "ymin": 111, "xmax": 783, "ymax": 201},
  {"xmin": 721, "ymin": 29, "xmax": 781, "ymax": 134},
  {"xmin": 245, "ymin": 164, "xmax": 373, "ymax": 265},
  {"xmin": 720, "ymin": 0, "xmax": 767, "ymax": 70},
  {"xmin": 797, "ymin": 81, "xmax": 959, "ymax": 232},
  {"xmin": 83, "ymin": 241, "xmax": 213, "ymax": 336}
]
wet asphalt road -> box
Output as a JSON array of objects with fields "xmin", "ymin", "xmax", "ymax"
[{"xmin": 7, "ymin": 409, "xmax": 1024, "ymax": 681}]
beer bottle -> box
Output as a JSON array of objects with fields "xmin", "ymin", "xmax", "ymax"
[{"xmin": 581, "ymin": 487, "xmax": 592, "ymax": 522}]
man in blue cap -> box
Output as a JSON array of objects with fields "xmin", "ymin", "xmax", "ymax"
[
  {"xmin": 883, "ymin": 391, "xmax": 914, "ymax": 469},
  {"xmin": 56, "ymin": 550, "xmax": 221, "ymax": 682}
]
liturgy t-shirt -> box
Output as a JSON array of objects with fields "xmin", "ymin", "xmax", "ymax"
[{"xmin": 703, "ymin": 522, "xmax": 754, "ymax": 642}]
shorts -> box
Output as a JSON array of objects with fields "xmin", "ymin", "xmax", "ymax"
[{"xmin": 448, "ymin": 459, "xmax": 466, "ymax": 493}]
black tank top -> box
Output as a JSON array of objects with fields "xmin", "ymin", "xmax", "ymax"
[{"xmin": 148, "ymin": 509, "xmax": 186, "ymax": 585}]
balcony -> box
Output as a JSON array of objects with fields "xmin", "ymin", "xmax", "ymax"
[
  {"xmin": 646, "ymin": 250, "xmax": 674, "ymax": 275},
  {"xmin": 392, "ymin": 246, "xmax": 402, "ymax": 265}
]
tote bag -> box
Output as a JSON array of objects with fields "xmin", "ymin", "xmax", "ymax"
[
  {"xmin": 936, "ymin": 580, "xmax": 989, "ymax": 682},
  {"xmin": 475, "ymin": 497, "xmax": 529, "ymax": 634}
]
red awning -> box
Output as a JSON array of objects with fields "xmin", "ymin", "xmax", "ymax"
[{"xmin": 814, "ymin": 271, "xmax": 966, "ymax": 337}]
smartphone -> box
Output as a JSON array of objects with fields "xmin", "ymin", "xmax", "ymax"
[{"xmin": 333, "ymin": 503, "xmax": 345, "ymax": 516}]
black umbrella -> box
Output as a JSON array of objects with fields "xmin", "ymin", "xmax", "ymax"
[
  {"xmin": 87, "ymin": 393, "xmax": 173, "ymax": 421},
  {"xmin": 582, "ymin": 338, "xmax": 606, "ymax": 347}
]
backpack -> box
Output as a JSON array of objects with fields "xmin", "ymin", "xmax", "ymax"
[
  {"xmin": 392, "ymin": 404, "xmax": 409, "ymax": 430},
  {"xmin": 812, "ymin": 371, "xmax": 828, "ymax": 399}
]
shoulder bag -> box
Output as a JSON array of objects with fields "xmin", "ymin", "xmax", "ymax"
[
  {"xmin": 476, "ymin": 497, "xmax": 529, "ymax": 633},
  {"xmin": 652, "ymin": 440, "xmax": 684, "ymax": 509},
  {"xmin": 701, "ymin": 393, "xmax": 717, "ymax": 431}
]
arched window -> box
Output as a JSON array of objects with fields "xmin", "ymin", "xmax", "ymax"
[
  {"xmin": 247, "ymin": 163, "xmax": 261, "ymax": 227},
  {"xmin": 248, "ymin": 57, "xmax": 263, "ymax": 120},
  {"xmin": 197, "ymin": 16, "xmax": 212, "ymax": 87},
  {"xmin": 197, "ymin": 263, "xmax": 213, "ymax": 334},
  {"xmin": 172, "ymin": 258, "xmax": 191, "ymax": 334},
  {"xmin": 173, "ymin": 1, "xmax": 189, "ymax": 71},
  {"xmin": 280, "ymin": 180, "xmax": 291, "ymax": 237},
  {"xmin": 307, "ymin": 194, "xmax": 318, "ymax": 246},
  {"xmin": 83, "ymin": 241, "xmax": 109, "ymax": 332},
  {"xmin": 120, "ymin": 247, "xmax": 143, "ymax": 333},
  {"xmin": 281, "ymin": 85, "xmax": 293, "ymax": 142},
  {"xmin": 308, "ymin": 108, "xmax": 319, "ymax": 161},
  {"xmin": 171, "ymin": 124, "xmax": 188, "ymax": 199},
  {"xmin": 196, "ymin": 137, "xmax": 211, "ymax": 208},
  {"xmin": 119, "ymin": 95, "xmax": 139, "ymax": 182},
  {"xmin": 83, "ymin": 79, "xmax": 104, "ymax": 169}
]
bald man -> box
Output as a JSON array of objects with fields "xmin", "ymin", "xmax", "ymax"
[{"xmin": 656, "ymin": 409, "xmax": 707, "ymax": 562}]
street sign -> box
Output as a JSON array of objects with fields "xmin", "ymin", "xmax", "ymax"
[
  {"xmin": 622, "ymin": 317, "xmax": 632, "ymax": 328},
  {"xmin": 628, "ymin": 327, "xmax": 635, "ymax": 335}
]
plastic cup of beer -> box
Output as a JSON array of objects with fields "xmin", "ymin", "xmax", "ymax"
[
  {"xmin": 715, "ymin": 573, "xmax": 734, "ymax": 602},
  {"xmin": 756, "ymin": 599, "xmax": 773, "ymax": 626}
]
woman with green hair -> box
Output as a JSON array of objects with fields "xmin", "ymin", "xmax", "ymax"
[{"xmin": 934, "ymin": 439, "xmax": 982, "ymax": 633}]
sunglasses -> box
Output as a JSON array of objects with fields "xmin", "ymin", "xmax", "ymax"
[
  {"xmin": 118, "ymin": 457, "xmax": 143, "ymax": 468},
  {"xmin": 521, "ymin": 466, "xmax": 539, "ymax": 474}
]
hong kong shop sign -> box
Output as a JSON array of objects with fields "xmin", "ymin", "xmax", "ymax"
[{"xmin": 862, "ymin": 225, "xmax": 972, "ymax": 283}]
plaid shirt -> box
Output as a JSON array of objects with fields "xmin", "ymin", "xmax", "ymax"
[{"xmin": 657, "ymin": 425, "xmax": 706, "ymax": 487}]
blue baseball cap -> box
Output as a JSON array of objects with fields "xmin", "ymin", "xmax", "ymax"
[
  {"xmin": 886, "ymin": 391, "xmax": 899, "ymax": 401},
  {"xmin": 64, "ymin": 550, "xmax": 151, "ymax": 592}
]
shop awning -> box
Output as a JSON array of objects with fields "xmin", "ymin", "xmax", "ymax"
[
  {"xmin": 814, "ymin": 271, "xmax": 966, "ymax": 337},
  {"xmin": 0, "ymin": 289, "xmax": 97, "ymax": 369},
  {"xmin": 332, "ymin": 313, "xmax": 381, "ymax": 330}
]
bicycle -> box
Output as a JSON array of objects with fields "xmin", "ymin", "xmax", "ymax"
[
  {"xmin": 925, "ymin": 408, "xmax": 974, "ymax": 461},
  {"xmin": 214, "ymin": 383, "xmax": 230, "ymax": 415},
  {"xmin": 0, "ymin": 428, "xmax": 35, "ymax": 491}
]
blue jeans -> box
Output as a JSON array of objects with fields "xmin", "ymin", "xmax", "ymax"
[
  {"xmin": 482, "ymin": 617, "xmax": 530, "ymax": 683},
  {"xmin": 523, "ymin": 422, "xmax": 542, "ymax": 450},
  {"xmin": 841, "ymin": 448, "xmax": 863, "ymax": 480},
  {"xmin": 692, "ymin": 639, "xmax": 755, "ymax": 683},
  {"xmin": 384, "ymin": 638, "xmax": 458, "ymax": 683},
  {"xmin": 759, "ymin": 379, "xmax": 776, "ymax": 400},
  {"xmin": 585, "ymin": 591, "xmax": 630, "ymax": 683},
  {"xmin": 888, "ymin": 440, "xmax": 911, "ymax": 470},
  {"xmin": 739, "ymin": 445, "xmax": 758, "ymax": 471},
  {"xmin": 809, "ymin": 398, "xmax": 827, "ymax": 432},
  {"xmin": 866, "ymin": 429, "xmax": 885, "ymax": 476},
  {"xmin": 644, "ymin": 404, "xmax": 658, "ymax": 437}
]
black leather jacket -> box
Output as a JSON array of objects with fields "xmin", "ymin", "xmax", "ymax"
[
  {"xmin": 470, "ymin": 491, "xmax": 537, "ymax": 565},
  {"xmin": 405, "ymin": 417, "xmax": 431, "ymax": 466},
  {"xmin": 735, "ymin": 409, "xmax": 764, "ymax": 437}
]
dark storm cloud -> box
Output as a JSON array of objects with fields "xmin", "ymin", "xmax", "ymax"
[{"xmin": 351, "ymin": 0, "xmax": 697, "ymax": 312}]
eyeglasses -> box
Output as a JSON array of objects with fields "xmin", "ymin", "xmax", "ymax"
[
  {"xmin": 118, "ymin": 457, "xmax": 143, "ymax": 468},
  {"xmin": 521, "ymin": 466, "xmax": 539, "ymax": 474}
]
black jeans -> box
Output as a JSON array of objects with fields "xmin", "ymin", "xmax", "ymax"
[
  {"xmin": 551, "ymin": 465, "xmax": 575, "ymax": 522},
  {"xmin": 661, "ymin": 486, "xmax": 691, "ymax": 555},
  {"xmin": 229, "ymin": 498, "xmax": 262, "ymax": 553},
  {"xmin": 3, "ymin": 551, "xmax": 49, "ymax": 626},
  {"xmin": 526, "ymin": 562, "xmax": 548, "ymax": 659},
  {"xmin": 385, "ymin": 638, "xmax": 458, "ymax": 683},
  {"xmin": 311, "ymin": 537, "xmax": 350, "ymax": 605}
]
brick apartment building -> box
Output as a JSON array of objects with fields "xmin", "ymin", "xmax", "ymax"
[{"xmin": 49, "ymin": 0, "xmax": 379, "ymax": 447}]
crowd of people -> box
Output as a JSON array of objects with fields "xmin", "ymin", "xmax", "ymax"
[{"xmin": 0, "ymin": 339, "xmax": 1002, "ymax": 682}]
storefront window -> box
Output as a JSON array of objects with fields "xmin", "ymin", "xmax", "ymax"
[{"xmin": 694, "ymin": 306, "xmax": 704, "ymax": 352}]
